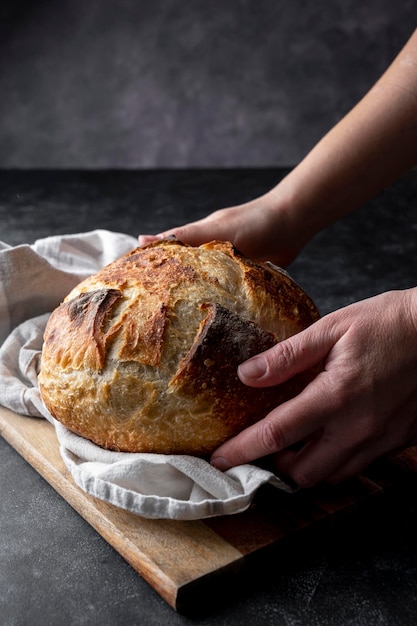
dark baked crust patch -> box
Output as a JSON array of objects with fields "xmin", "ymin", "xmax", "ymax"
[
  {"xmin": 44, "ymin": 288, "xmax": 123, "ymax": 371},
  {"xmin": 170, "ymin": 302, "xmax": 315, "ymax": 437}
]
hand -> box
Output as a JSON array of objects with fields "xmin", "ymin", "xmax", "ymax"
[
  {"xmin": 138, "ymin": 188, "xmax": 307, "ymax": 268},
  {"xmin": 211, "ymin": 288, "xmax": 417, "ymax": 487}
]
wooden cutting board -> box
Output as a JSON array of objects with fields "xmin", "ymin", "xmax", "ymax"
[{"xmin": 1, "ymin": 405, "xmax": 415, "ymax": 613}]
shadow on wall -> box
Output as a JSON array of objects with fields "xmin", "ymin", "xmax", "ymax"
[{"xmin": 0, "ymin": 0, "xmax": 415, "ymax": 168}]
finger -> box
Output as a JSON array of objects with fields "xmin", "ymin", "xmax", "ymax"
[
  {"xmin": 271, "ymin": 436, "xmax": 354, "ymax": 488},
  {"xmin": 326, "ymin": 400, "xmax": 417, "ymax": 484},
  {"xmin": 238, "ymin": 316, "xmax": 338, "ymax": 388},
  {"xmin": 272, "ymin": 396, "xmax": 417, "ymax": 488},
  {"xmin": 325, "ymin": 452, "xmax": 383, "ymax": 485},
  {"xmin": 138, "ymin": 234, "xmax": 160, "ymax": 245},
  {"xmin": 155, "ymin": 219, "xmax": 222, "ymax": 247},
  {"xmin": 211, "ymin": 369, "xmax": 337, "ymax": 470},
  {"xmin": 163, "ymin": 218, "xmax": 231, "ymax": 246},
  {"xmin": 138, "ymin": 221, "xmax": 211, "ymax": 248}
]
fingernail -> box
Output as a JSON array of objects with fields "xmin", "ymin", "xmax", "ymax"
[
  {"xmin": 211, "ymin": 456, "xmax": 232, "ymax": 471},
  {"xmin": 238, "ymin": 356, "xmax": 266, "ymax": 381}
]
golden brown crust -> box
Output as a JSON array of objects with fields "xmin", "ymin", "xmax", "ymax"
[{"xmin": 38, "ymin": 239, "xmax": 321, "ymax": 455}]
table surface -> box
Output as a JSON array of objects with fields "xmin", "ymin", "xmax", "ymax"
[{"xmin": 1, "ymin": 168, "xmax": 417, "ymax": 625}]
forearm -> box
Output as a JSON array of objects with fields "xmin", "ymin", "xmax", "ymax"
[{"xmin": 275, "ymin": 29, "xmax": 417, "ymax": 242}]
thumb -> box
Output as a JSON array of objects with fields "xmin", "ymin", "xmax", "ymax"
[
  {"xmin": 237, "ymin": 318, "xmax": 335, "ymax": 388},
  {"xmin": 162, "ymin": 222, "xmax": 213, "ymax": 247},
  {"xmin": 138, "ymin": 221, "xmax": 213, "ymax": 248}
]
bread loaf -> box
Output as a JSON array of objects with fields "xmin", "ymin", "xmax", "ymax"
[{"xmin": 38, "ymin": 239, "xmax": 320, "ymax": 456}]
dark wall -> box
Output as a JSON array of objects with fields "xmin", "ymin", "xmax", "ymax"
[{"xmin": 0, "ymin": 1, "xmax": 415, "ymax": 168}]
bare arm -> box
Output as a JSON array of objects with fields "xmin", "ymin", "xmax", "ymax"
[{"xmin": 279, "ymin": 27, "xmax": 417, "ymax": 243}]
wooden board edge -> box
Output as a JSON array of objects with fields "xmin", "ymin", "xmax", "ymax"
[{"xmin": 0, "ymin": 409, "xmax": 244, "ymax": 610}]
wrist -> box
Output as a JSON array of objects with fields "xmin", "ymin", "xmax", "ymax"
[
  {"xmin": 404, "ymin": 287, "xmax": 417, "ymax": 337},
  {"xmin": 266, "ymin": 168, "xmax": 325, "ymax": 250}
]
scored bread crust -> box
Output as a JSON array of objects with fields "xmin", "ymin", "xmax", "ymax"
[{"xmin": 38, "ymin": 239, "xmax": 321, "ymax": 455}]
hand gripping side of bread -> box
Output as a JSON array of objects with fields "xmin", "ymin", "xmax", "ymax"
[{"xmin": 38, "ymin": 239, "xmax": 321, "ymax": 456}]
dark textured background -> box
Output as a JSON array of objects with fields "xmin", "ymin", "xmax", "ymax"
[{"xmin": 0, "ymin": 0, "xmax": 416, "ymax": 168}]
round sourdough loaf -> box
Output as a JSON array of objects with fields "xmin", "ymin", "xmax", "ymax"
[{"xmin": 38, "ymin": 239, "xmax": 320, "ymax": 456}]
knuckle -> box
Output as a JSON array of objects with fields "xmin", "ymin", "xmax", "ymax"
[
  {"xmin": 256, "ymin": 418, "xmax": 288, "ymax": 454},
  {"xmin": 273, "ymin": 339, "xmax": 297, "ymax": 371}
]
